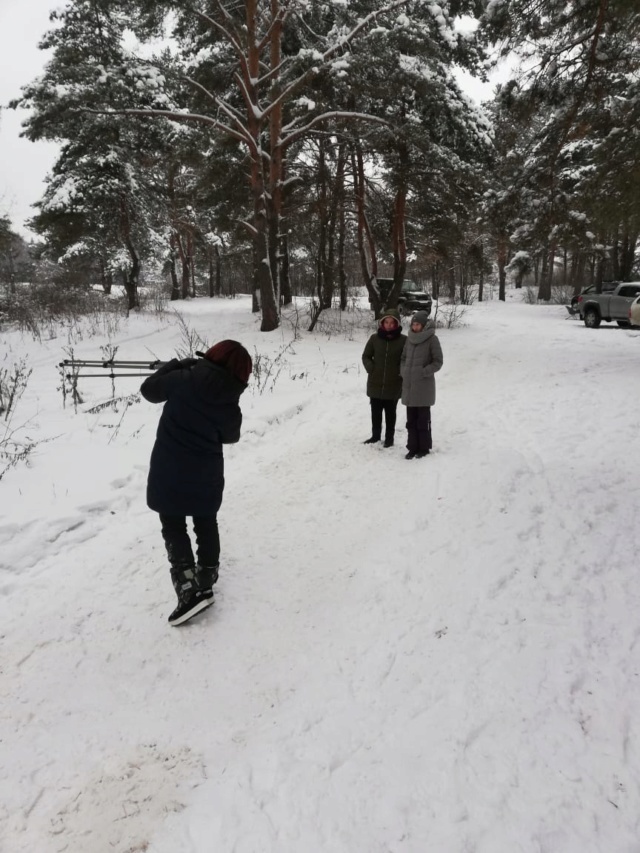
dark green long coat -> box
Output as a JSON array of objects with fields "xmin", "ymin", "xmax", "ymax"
[{"xmin": 362, "ymin": 332, "xmax": 407, "ymax": 400}]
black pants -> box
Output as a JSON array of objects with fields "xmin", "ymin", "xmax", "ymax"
[
  {"xmin": 406, "ymin": 406, "xmax": 432, "ymax": 454},
  {"xmin": 159, "ymin": 514, "xmax": 220, "ymax": 569},
  {"xmin": 370, "ymin": 398, "xmax": 398, "ymax": 440}
]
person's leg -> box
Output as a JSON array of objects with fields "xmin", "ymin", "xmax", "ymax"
[
  {"xmin": 383, "ymin": 399, "xmax": 398, "ymax": 446},
  {"xmin": 415, "ymin": 407, "xmax": 432, "ymax": 456},
  {"xmin": 192, "ymin": 515, "xmax": 220, "ymax": 567},
  {"xmin": 159, "ymin": 514, "xmax": 195, "ymax": 568},
  {"xmin": 160, "ymin": 514, "xmax": 211, "ymax": 625},
  {"xmin": 365, "ymin": 398, "xmax": 383, "ymax": 443},
  {"xmin": 192, "ymin": 515, "xmax": 220, "ymax": 596},
  {"xmin": 405, "ymin": 407, "xmax": 418, "ymax": 456}
]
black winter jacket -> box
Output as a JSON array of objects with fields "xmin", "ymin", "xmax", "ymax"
[
  {"xmin": 140, "ymin": 357, "xmax": 246, "ymax": 516},
  {"xmin": 362, "ymin": 332, "xmax": 407, "ymax": 400}
]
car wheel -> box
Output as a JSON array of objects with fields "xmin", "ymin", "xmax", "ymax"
[{"xmin": 584, "ymin": 308, "xmax": 601, "ymax": 328}]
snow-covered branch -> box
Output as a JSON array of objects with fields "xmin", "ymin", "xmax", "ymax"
[
  {"xmin": 282, "ymin": 111, "xmax": 389, "ymax": 147},
  {"xmin": 192, "ymin": 5, "xmax": 252, "ymax": 85},
  {"xmin": 86, "ymin": 107, "xmax": 247, "ymax": 145},
  {"xmin": 256, "ymin": 5, "xmax": 291, "ymax": 53}
]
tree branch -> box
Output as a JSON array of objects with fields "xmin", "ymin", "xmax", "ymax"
[{"xmin": 282, "ymin": 111, "xmax": 389, "ymax": 148}]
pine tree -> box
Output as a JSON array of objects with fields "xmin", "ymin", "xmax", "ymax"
[
  {"xmin": 483, "ymin": 0, "xmax": 640, "ymax": 297},
  {"xmin": 14, "ymin": 2, "xmax": 172, "ymax": 309}
]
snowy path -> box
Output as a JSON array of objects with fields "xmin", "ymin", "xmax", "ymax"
[{"xmin": 2, "ymin": 301, "xmax": 640, "ymax": 852}]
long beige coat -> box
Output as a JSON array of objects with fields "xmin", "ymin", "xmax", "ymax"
[{"xmin": 400, "ymin": 323, "xmax": 443, "ymax": 407}]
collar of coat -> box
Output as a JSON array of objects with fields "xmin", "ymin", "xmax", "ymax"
[{"xmin": 408, "ymin": 322, "xmax": 436, "ymax": 344}]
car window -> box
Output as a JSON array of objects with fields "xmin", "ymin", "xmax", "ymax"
[{"xmin": 619, "ymin": 286, "xmax": 640, "ymax": 297}]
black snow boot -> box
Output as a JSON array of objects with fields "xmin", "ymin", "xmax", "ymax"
[
  {"xmin": 168, "ymin": 564, "xmax": 213, "ymax": 626},
  {"xmin": 383, "ymin": 436, "xmax": 394, "ymax": 448},
  {"xmin": 363, "ymin": 436, "xmax": 380, "ymax": 444},
  {"xmin": 196, "ymin": 563, "xmax": 219, "ymax": 600}
]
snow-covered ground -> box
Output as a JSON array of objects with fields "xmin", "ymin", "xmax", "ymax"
[{"xmin": 1, "ymin": 293, "xmax": 639, "ymax": 853}]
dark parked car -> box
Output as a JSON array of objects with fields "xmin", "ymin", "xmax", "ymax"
[{"xmin": 370, "ymin": 278, "xmax": 433, "ymax": 316}]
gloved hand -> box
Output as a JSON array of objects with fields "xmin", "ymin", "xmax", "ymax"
[{"xmin": 155, "ymin": 358, "xmax": 181, "ymax": 374}]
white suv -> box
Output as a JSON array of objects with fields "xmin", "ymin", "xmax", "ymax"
[{"xmin": 629, "ymin": 295, "xmax": 640, "ymax": 328}]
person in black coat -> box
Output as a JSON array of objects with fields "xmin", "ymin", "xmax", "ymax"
[
  {"xmin": 361, "ymin": 308, "xmax": 406, "ymax": 447},
  {"xmin": 140, "ymin": 340, "xmax": 252, "ymax": 626}
]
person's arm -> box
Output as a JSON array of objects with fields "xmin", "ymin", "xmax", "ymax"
[
  {"xmin": 422, "ymin": 337, "xmax": 443, "ymax": 377},
  {"xmin": 217, "ymin": 405, "xmax": 243, "ymax": 444},
  {"xmin": 140, "ymin": 358, "xmax": 197, "ymax": 403},
  {"xmin": 400, "ymin": 341, "xmax": 407, "ymax": 377},
  {"xmin": 362, "ymin": 336, "xmax": 375, "ymax": 374}
]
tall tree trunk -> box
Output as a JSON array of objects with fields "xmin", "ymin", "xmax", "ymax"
[
  {"xmin": 189, "ymin": 233, "xmax": 196, "ymax": 298},
  {"xmin": 538, "ymin": 240, "xmax": 555, "ymax": 301},
  {"xmin": 611, "ymin": 225, "xmax": 620, "ymax": 280},
  {"xmin": 389, "ymin": 186, "xmax": 408, "ymax": 306},
  {"xmin": 352, "ymin": 141, "xmax": 379, "ymax": 313},
  {"xmin": 389, "ymin": 136, "xmax": 409, "ymax": 308},
  {"xmin": 215, "ymin": 244, "xmax": 222, "ymax": 296},
  {"xmin": 574, "ymin": 252, "xmax": 586, "ymax": 290},
  {"xmin": 119, "ymin": 198, "xmax": 140, "ymax": 310},
  {"xmin": 497, "ymin": 235, "xmax": 508, "ymax": 301},
  {"xmin": 100, "ymin": 258, "xmax": 112, "ymax": 295},
  {"xmin": 208, "ymin": 250, "xmax": 214, "ymax": 298},
  {"xmin": 620, "ymin": 228, "xmax": 637, "ymax": 280},
  {"xmin": 179, "ymin": 237, "xmax": 190, "ymax": 300},
  {"xmin": 245, "ymin": 0, "xmax": 279, "ymax": 330},
  {"xmin": 317, "ymin": 138, "xmax": 329, "ymax": 312},
  {"xmin": 251, "ymin": 240, "xmax": 260, "ymax": 313},
  {"xmin": 280, "ymin": 232, "xmax": 292, "ymax": 306},
  {"xmin": 335, "ymin": 143, "xmax": 347, "ymax": 311},
  {"xmin": 124, "ymin": 241, "xmax": 140, "ymax": 311},
  {"xmin": 169, "ymin": 239, "xmax": 180, "ymax": 301},
  {"xmin": 432, "ymin": 264, "xmax": 440, "ymax": 301},
  {"xmin": 448, "ymin": 259, "xmax": 456, "ymax": 302}
]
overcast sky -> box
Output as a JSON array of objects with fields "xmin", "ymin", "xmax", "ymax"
[
  {"xmin": 0, "ymin": 1, "xmax": 499, "ymax": 239},
  {"xmin": 0, "ymin": 0, "xmax": 60, "ymax": 237}
]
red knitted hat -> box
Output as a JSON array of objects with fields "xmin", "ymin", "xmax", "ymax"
[{"xmin": 204, "ymin": 340, "xmax": 253, "ymax": 384}]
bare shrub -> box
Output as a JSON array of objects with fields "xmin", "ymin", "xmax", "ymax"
[
  {"xmin": 0, "ymin": 357, "xmax": 36, "ymax": 480},
  {"xmin": 58, "ymin": 346, "xmax": 84, "ymax": 411},
  {"xmin": 0, "ymin": 283, "xmax": 128, "ymax": 342},
  {"xmin": 550, "ymin": 284, "xmax": 573, "ymax": 305},
  {"xmin": 0, "ymin": 357, "xmax": 32, "ymax": 419},
  {"xmin": 139, "ymin": 283, "xmax": 169, "ymax": 316},
  {"xmin": 306, "ymin": 301, "xmax": 371, "ymax": 340},
  {"xmin": 172, "ymin": 311, "xmax": 208, "ymax": 358},
  {"xmin": 280, "ymin": 301, "xmax": 304, "ymax": 341},
  {"xmin": 433, "ymin": 301, "xmax": 468, "ymax": 329},
  {"xmin": 251, "ymin": 342, "xmax": 294, "ymax": 394}
]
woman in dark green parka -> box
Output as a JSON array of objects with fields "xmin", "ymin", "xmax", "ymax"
[{"xmin": 361, "ymin": 308, "xmax": 407, "ymax": 447}]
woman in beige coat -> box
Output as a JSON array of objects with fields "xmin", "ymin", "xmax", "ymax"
[{"xmin": 400, "ymin": 311, "xmax": 443, "ymax": 459}]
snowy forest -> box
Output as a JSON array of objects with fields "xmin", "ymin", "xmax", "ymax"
[
  {"xmin": 3, "ymin": 4, "xmax": 640, "ymax": 850},
  {"xmin": 2, "ymin": 0, "xmax": 640, "ymax": 330}
]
